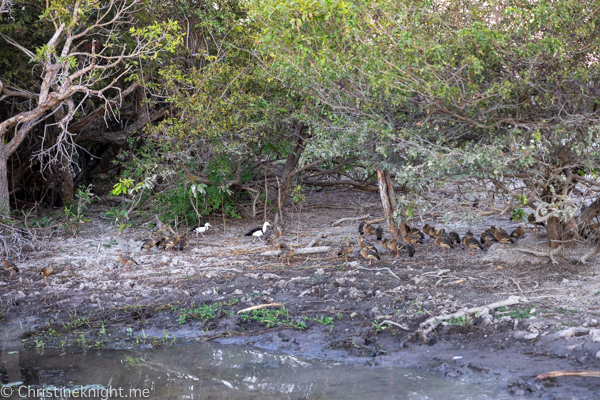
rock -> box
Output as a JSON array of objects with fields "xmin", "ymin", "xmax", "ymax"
[
  {"xmin": 233, "ymin": 289, "xmax": 243, "ymax": 295},
  {"xmin": 315, "ymin": 268, "xmax": 325, "ymax": 276},
  {"xmin": 347, "ymin": 261, "xmax": 359, "ymax": 268},
  {"xmin": 557, "ymin": 327, "xmax": 589, "ymax": 338},
  {"xmin": 513, "ymin": 327, "xmax": 539, "ymax": 340},
  {"xmin": 596, "ymin": 351, "xmax": 600, "ymax": 360},
  {"xmin": 589, "ymin": 328, "xmax": 600, "ymax": 342},
  {"xmin": 262, "ymin": 273, "xmax": 281, "ymax": 281},
  {"xmin": 17, "ymin": 291, "xmax": 26, "ymax": 299}
]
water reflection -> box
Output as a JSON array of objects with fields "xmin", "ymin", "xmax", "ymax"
[{"xmin": 1, "ymin": 327, "xmax": 507, "ymax": 399}]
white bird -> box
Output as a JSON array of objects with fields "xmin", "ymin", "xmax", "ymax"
[
  {"xmin": 244, "ymin": 221, "xmax": 271, "ymax": 242},
  {"xmin": 189, "ymin": 222, "xmax": 212, "ymax": 237}
]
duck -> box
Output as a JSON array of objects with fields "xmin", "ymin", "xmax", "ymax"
[
  {"xmin": 493, "ymin": 228, "xmax": 515, "ymax": 249},
  {"xmin": 363, "ymin": 224, "xmax": 376, "ymax": 239},
  {"xmin": 480, "ymin": 230, "xmax": 498, "ymax": 247},
  {"xmin": 358, "ymin": 236, "xmax": 378, "ymax": 252},
  {"xmin": 403, "ymin": 233, "xmax": 424, "ymax": 245},
  {"xmin": 360, "ymin": 246, "xmax": 380, "ymax": 265},
  {"xmin": 338, "ymin": 241, "xmax": 354, "ymax": 262},
  {"xmin": 375, "ymin": 226, "xmax": 384, "ymax": 241},
  {"xmin": 448, "ymin": 231, "xmax": 461, "ymax": 245},
  {"xmin": 39, "ymin": 264, "xmax": 54, "ymax": 285},
  {"xmin": 510, "ymin": 225, "xmax": 526, "ymax": 241},
  {"xmin": 465, "ymin": 237, "xmax": 485, "ymax": 256},
  {"xmin": 421, "ymin": 224, "xmax": 432, "ymax": 237},
  {"xmin": 155, "ymin": 234, "xmax": 170, "ymax": 249},
  {"xmin": 277, "ymin": 243, "xmax": 295, "ymax": 265},
  {"xmin": 244, "ymin": 221, "xmax": 271, "ymax": 242},
  {"xmin": 433, "ymin": 227, "xmax": 446, "ymax": 238},
  {"xmin": 396, "ymin": 241, "xmax": 415, "ymax": 258},
  {"xmin": 141, "ymin": 238, "xmax": 157, "ymax": 254},
  {"xmin": 434, "ymin": 235, "xmax": 454, "ymax": 256},
  {"xmin": 265, "ymin": 225, "xmax": 283, "ymax": 244},
  {"xmin": 164, "ymin": 234, "xmax": 182, "ymax": 252},
  {"xmin": 409, "ymin": 226, "xmax": 426, "ymax": 240},
  {"xmin": 178, "ymin": 235, "xmax": 190, "ymax": 252},
  {"xmin": 2, "ymin": 258, "xmax": 19, "ymax": 277},
  {"xmin": 189, "ymin": 222, "xmax": 212, "ymax": 238},
  {"xmin": 118, "ymin": 250, "xmax": 138, "ymax": 271},
  {"xmin": 528, "ymin": 213, "xmax": 545, "ymax": 232},
  {"xmin": 358, "ymin": 221, "xmax": 366, "ymax": 235},
  {"xmin": 380, "ymin": 238, "xmax": 390, "ymax": 255}
]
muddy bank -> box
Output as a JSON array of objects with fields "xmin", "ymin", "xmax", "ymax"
[{"xmin": 2, "ymin": 188, "xmax": 600, "ymax": 397}]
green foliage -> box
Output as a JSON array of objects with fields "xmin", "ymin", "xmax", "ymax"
[
  {"xmin": 496, "ymin": 305, "xmax": 537, "ymax": 320},
  {"xmin": 60, "ymin": 185, "xmax": 93, "ymax": 237},
  {"xmin": 174, "ymin": 299, "xmax": 239, "ymax": 324},
  {"xmin": 239, "ymin": 307, "xmax": 307, "ymax": 330}
]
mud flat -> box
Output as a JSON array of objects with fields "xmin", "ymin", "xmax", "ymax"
[{"xmin": 2, "ymin": 189, "xmax": 600, "ymax": 398}]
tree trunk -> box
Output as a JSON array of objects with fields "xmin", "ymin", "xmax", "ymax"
[
  {"xmin": 546, "ymin": 216, "xmax": 562, "ymax": 249},
  {"xmin": 278, "ymin": 122, "xmax": 306, "ymax": 207},
  {"xmin": 61, "ymin": 152, "xmax": 74, "ymax": 206},
  {"xmin": 377, "ymin": 169, "xmax": 407, "ymax": 242},
  {"xmin": 0, "ymin": 152, "xmax": 9, "ymax": 213}
]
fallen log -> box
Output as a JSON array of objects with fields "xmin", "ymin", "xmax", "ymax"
[
  {"xmin": 237, "ymin": 303, "xmax": 285, "ymax": 314},
  {"xmin": 305, "ymin": 232, "xmax": 326, "ymax": 248},
  {"xmin": 260, "ymin": 246, "xmax": 331, "ymax": 256},
  {"xmin": 537, "ymin": 371, "xmax": 600, "ymax": 379},
  {"xmin": 416, "ymin": 295, "xmax": 524, "ymax": 341},
  {"xmin": 331, "ymin": 215, "xmax": 370, "ymax": 227}
]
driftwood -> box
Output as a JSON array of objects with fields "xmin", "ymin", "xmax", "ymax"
[
  {"xmin": 237, "ymin": 303, "xmax": 284, "ymax": 314},
  {"xmin": 330, "ymin": 214, "xmax": 370, "ymax": 227},
  {"xmin": 517, "ymin": 245, "xmax": 563, "ymax": 264},
  {"xmin": 305, "ymin": 232, "xmax": 325, "ymax": 248},
  {"xmin": 357, "ymin": 266, "xmax": 401, "ymax": 281},
  {"xmin": 537, "ymin": 371, "xmax": 600, "ymax": 379},
  {"xmin": 260, "ymin": 246, "xmax": 331, "ymax": 256},
  {"xmin": 416, "ymin": 295, "xmax": 524, "ymax": 341},
  {"xmin": 378, "ymin": 320, "xmax": 410, "ymax": 331}
]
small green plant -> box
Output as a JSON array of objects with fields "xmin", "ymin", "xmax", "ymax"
[
  {"xmin": 78, "ymin": 334, "xmax": 86, "ymax": 348},
  {"xmin": 447, "ymin": 315, "xmax": 467, "ymax": 326},
  {"xmin": 594, "ymin": 290, "xmax": 600, "ymax": 296},
  {"xmin": 34, "ymin": 337, "xmax": 44, "ymax": 348},
  {"xmin": 174, "ymin": 299, "xmax": 239, "ymax": 324},
  {"xmin": 61, "ymin": 185, "xmax": 93, "ymax": 236},
  {"xmin": 126, "ymin": 327, "xmax": 133, "ymax": 336},
  {"xmin": 99, "ymin": 322, "xmax": 106, "ymax": 336},
  {"xmin": 239, "ymin": 308, "xmax": 306, "ymax": 330}
]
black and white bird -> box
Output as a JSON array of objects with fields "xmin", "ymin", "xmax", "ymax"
[
  {"xmin": 190, "ymin": 222, "xmax": 212, "ymax": 237},
  {"xmin": 244, "ymin": 221, "xmax": 271, "ymax": 242}
]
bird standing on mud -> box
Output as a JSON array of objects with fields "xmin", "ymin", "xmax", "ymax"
[
  {"xmin": 338, "ymin": 241, "xmax": 354, "ymax": 262},
  {"xmin": 141, "ymin": 238, "xmax": 157, "ymax": 254},
  {"xmin": 277, "ymin": 242, "xmax": 295, "ymax": 265},
  {"xmin": 244, "ymin": 221, "xmax": 271, "ymax": 242},
  {"xmin": 190, "ymin": 222, "xmax": 212, "ymax": 238},
  {"xmin": 2, "ymin": 258, "xmax": 19, "ymax": 277},
  {"xmin": 118, "ymin": 250, "xmax": 138, "ymax": 272},
  {"xmin": 39, "ymin": 264, "xmax": 54, "ymax": 285}
]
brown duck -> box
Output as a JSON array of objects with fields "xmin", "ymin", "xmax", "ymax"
[
  {"xmin": 480, "ymin": 230, "xmax": 498, "ymax": 247},
  {"xmin": 448, "ymin": 231, "xmax": 460, "ymax": 245},
  {"xmin": 141, "ymin": 238, "xmax": 157, "ymax": 254},
  {"xmin": 39, "ymin": 264, "xmax": 55, "ymax": 285},
  {"xmin": 403, "ymin": 233, "xmax": 424, "ymax": 245},
  {"xmin": 164, "ymin": 234, "xmax": 182, "ymax": 252},
  {"xmin": 435, "ymin": 235, "xmax": 454, "ymax": 256},
  {"xmin": 2, "ymin": 258, "xmax": 18, "ymax": 277},
  {"xmin": 360, "ymin": 246, "xmax": 380, "ymax": 265},
  {"xmin": 363, "ymin": 224, "xmax": 376, "ymax": 239},
  {"xmin": 278, "ymin": 243, "xmax": 295, "ymax": 265},
  {"xmin": 118, "ymin": 250, "xmax": 138, "ymax": 271},
  {"xmin": 493, "ymin": 228, "xmax": 515, "ymax": 249},
  {"xmin": 510, "ymin": 225, "xmax": 526, "ymax": 241},
  {"xmin": 465, "ymin": 237, "xmax": 485, "ymax": 256},
  {"xmin": 178, "ymin": 235, "xmax": 190, "ymax": 252},
  {"xmin": 337, "ymin": 241, "xmax": 354, "ymax": 262},
  {"xmin": 375, "ymin": 226, "xmax": 384, "ymax": 241}
]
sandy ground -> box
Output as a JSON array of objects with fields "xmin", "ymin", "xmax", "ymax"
[{"xmin": 2, "ymin": 187, "xmax": 600, "ymax": 398}]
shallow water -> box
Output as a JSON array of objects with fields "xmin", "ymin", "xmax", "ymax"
[{"xmin": 1, "ymin": 326, "xmax": 508, "ymax": 399}]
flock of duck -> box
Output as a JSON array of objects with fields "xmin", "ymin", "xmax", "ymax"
[
  {"xmin": 1, "ymin": 214, "xmax": 540, "ymax": 284},
  {"xmin": 339, "ymin": 220, "xmax": 529, "ymax": 265}
]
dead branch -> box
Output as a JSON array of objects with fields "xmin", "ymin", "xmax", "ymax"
[
  {"xmin": 416, "ymin": 295, "xmax": 524, "ymax": 341},
  {"xmin": 537, "ymin": 371, "xmax": 600, "ymax": 379},
  {"xmin": 330, "ymin": 214, "xmax": 370, "ymax": 226},
  {"xmin": 237, "ymin": 303, "xmax": 284, "ymax": 314},
  {"xmin": 357, "ymin": 266, "xmax": 401, "ymax": 281},
  {"xmin": 516, "ymin": 245, "xmax": 564, "ymax": 264},
  {"xmin": 305, "ymin": 232, "xmax": 325, "ymax": 248},
  {"xmin": 377, "ymin": 320, "xmax": 410, "ymax": 331},
  {"xmin": 260, "ymin": 246, "xmax": 331, "ymax": 256}
]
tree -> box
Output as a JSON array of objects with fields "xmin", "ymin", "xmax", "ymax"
[
  {"xmin": 250, "ymin": 0, "xmax": 600, "ymax": 249},
  {"xmin": 0, "ymin": 0, "xmax": 180, "ymax": 210}
]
